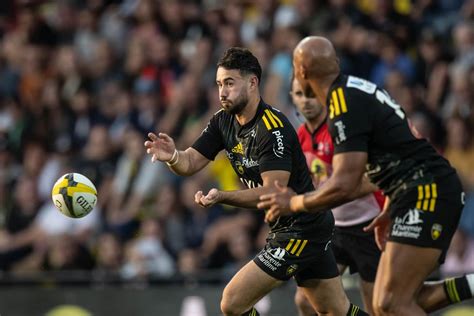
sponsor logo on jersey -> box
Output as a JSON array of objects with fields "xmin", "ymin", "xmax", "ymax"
[
  {"xmin": 431, "ymin": 223, "xmax": 442, "ymax": 240},
  {"xmin": 392, "ymin": 208, "xmax": 423, "ymax": 239},
  {"xmin": 347, "ymin": 75, "xmax": 376, "ymax": 94},
  {"xmin": 262, "ymin": 109, "xmax": 284, "ymax": 130},
  {"xmin": 257, "ymin": 251, "xmax": 283, "ymax": 272},
  {"xmin": 242, "ymin": 157, "xmax": 258, "ymax": 168},
  {"xmin": 272, "ymin": 130, "xmax": 285, "ymax": 158},
  {"xmin": 231, "ymin": 142, "xmax": 245, "ymax": 155},
  {"xmin": 268, "ymin": 247, "xmax": 287, "ymax": 261},
  {"xmin": 334, "ymin": 121, "xmax": 347, "ymax": 144},
  {"xmin": 329, "ymin": 88, "xmax": 348, "ymax": 119}
]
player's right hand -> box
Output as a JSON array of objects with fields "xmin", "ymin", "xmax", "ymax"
[{"xmin": 144, "ymin": 132, "xmax": 176, "ymax": 163}]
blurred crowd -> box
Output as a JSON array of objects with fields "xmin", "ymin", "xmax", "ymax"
[{"xmin": 0, "ymin": 0, "xmax": 473, "ymax": 283}]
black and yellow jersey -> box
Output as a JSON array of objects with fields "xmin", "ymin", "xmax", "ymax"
[
  {"xmin": 192, "ymin": 99, "xmax": 334, "ymax": 237},
  {"xmin": 327, "ymin": 74, "xmax": 456, "ymax": 199}
]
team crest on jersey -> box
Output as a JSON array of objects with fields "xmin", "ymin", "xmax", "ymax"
[
  {"xmin": 234, "ymin": 161, "xmax": 245, "ymax": 174},
  {"xmin": 286, "ymin": 264, "xmax": 298, "ymax": 276},
  {"xmin": 431, "ymin": 223, "xmax": 442, "ymax": 240}
]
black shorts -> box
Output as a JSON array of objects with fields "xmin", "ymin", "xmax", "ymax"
[
  {"xmin": 332, "ymin": 220, "xmax": 381, "ymax": 282},
  {"xmin": 388, "ymin": 173, "xmax": 465, "ymax": 263},
  {"xmin": 253, "ymin": 232, "xmax": 339, "ymax": 286}
]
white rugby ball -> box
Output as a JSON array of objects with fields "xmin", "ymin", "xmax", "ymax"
[{"xmin": 51, "ymin": 173, "xmax": 97, "ymax": 218}]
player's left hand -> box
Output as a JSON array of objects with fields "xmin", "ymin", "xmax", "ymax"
[
  {"xmin": 258, "ymin": 181, "xmax": 296, "ymax": 223},
  {"xmin": 195, "ymin": 188, "xmax": 221, "ymax": 208}
]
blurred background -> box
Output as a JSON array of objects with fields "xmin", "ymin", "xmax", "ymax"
[{"xmin": 0, "ymin": 0, "xmax": 473, "ymax": 315}]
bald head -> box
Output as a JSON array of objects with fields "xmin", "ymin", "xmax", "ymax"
[{"xmin": 293, "ymin": 36, "xmax": 339, "ymax": 80}]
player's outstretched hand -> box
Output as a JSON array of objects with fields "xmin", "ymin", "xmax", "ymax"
[
  {"xmin": 258, "ymin": 181, "xmax": 295, "ymax": 223},
  {"xmin": 144, "ymin": 132, "xmax": 176, "ymax": 163},
  {"xmin": 364, "ymin": 211, "xmax": 391, "ymax": 251},
  {"xmin": 195, "ymin": 188, "xmax": 221, "ymax": 208}
]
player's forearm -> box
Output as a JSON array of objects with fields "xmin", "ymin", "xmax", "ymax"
[
  {"xmin": 290, "ymin": 177, "xmax": 359, "ymax": 212},
  {"xmin": 166, "ymin": 150, "xmax": 200, "ymax": 176},
  {"xmin": 348, "ymin": 177, "xmax": 378, "ymax": 200},
  {"xmin": 219, "ymin": 186, "xmax": 271, "ymax": 209}
]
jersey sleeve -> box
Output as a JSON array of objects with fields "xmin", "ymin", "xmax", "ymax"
[
  {"xmin": 191, "ymin": 114, "xmax": 224, "ymax": 160},
  {"xmin": 257, "ymin": 116, "xmax": 294, "ymax": 173},
  {"xmin": 327, "ymin": 87, "xmax": 371, "ymax": 154}
]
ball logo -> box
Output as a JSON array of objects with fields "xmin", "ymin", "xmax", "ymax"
[
  {"xmin": 76, "ymin": 195, "xmax": 93, "ymax": 212},
  {"xmin": 272, "ymin": 130, "xmax": 284, "ymax": 158},
  {"xmin": 54, "ymin": 199, "xmax": 63, "ymax": 208}
]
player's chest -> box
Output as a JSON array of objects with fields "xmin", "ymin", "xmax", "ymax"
[
  {"xmin": 301, "ymin": 128, "xmax": 333, "ymax": 163},
  {"xmin": 223, "ymin": 129, "xmax": 260, "ymax": 178}
]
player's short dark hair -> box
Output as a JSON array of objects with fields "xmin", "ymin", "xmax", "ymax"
[{"xmin": 217, "ymin": 47, "xmax": 262, "ymax": 84}]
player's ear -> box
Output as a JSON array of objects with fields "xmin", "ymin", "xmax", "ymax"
[{"xmin": 249, "ymin": 75, "xmax": 259, "ymax": 90}]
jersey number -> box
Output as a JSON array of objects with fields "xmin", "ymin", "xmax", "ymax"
[{"xmin": 375, "ymin": 90, "xmax": 405, "ymax": 119}]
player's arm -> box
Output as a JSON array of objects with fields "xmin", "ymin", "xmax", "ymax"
[
  {"xmin": 196, "ymin": 170, "xmax": 290, "ymax": 209},
  {"xmin": 167, "ymin": 147, "xmax": 211, "ymax": 176},
  {"xmin": 289, "ymin": 151, "xmax": 377, "ymax": 212},
  {"xmin": 144, "ymin": 132, "xmax": 211, "ymax": 176}
]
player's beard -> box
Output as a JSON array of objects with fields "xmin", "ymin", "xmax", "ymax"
[
  {"xmin": 222, "ymin": 90, "xmax": 249, "ymax": 115},
  {"xmin": 302, "ymin": 104, "xmax": 323, "ymax": 121}
]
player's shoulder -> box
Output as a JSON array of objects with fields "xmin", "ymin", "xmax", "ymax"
[
  {"xmin": 258, "ymin": 104, "xmax": 289, "ymax": 133},
  {"xmin": 328, "ymin": 75, "xmax": 377, "ymax": 119}
]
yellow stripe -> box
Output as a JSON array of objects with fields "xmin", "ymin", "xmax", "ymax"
[
  {"xmin": 332, "ymin": 90, "xmax": 340, "ymax": 116},
  {"xmin": 291, "ymin": 239, "xmax": 302, "ymax": 254},
  {"xmin": 429, "ymin": 183, "xmax": 437, "ymax": 212},
  {"xmin": 286, "ymin": 239, "xmax": 295, "ymax": 251},
  {"xmin": 268, "ymin": 110, "xmax": 283, "ymax": 127},
  {"xmin": 351, "ymin": 305, "xmax": 358, "ymax": 316},
  {"xmin": 329, "ymin": 103, "xmax": 335, "ymax": 119},
  {"xmin": 446, "ymin": 279, "xmax": 454, "ymax": 302},
  {"xmin": 67, "ymin": 183, "xmax": 97, "ymax": 196},
  {"xmin": 337, "ymin": 88, "xmax": 347, "ymax": 113},
  {"xmin": 449, "ymin": 279, "xmax": 457, "ymax": 302},
  {"xmin": 264, "ymin": 110, "xmax": 278, "ymax": 128},
  {"xmin": 448, "ymin": 279, "xmax": 461, "ymax": 302},
  {"xmin": 52, "ymin": 178, "xmax": 68, "ymax": 195},
  {"xmin": 262, "ymin": 116, "xmax": 272, "ymax": 130},
  {"xmin": 416, "ymin": 185, "xmax": 423, "ymax": 209},
  {"xmin": 452, "ymin": 279, "xmax": 461, "ymax": 302},
  {"xmin": 295, "ymin": 240, "xmax": 308, "ymax": 257},
  {"xmin": 424, "ymin": 185, "xmax": 431, "ymax": 199},
  {"xmin": 423, "ymin": 184, "xmax": 431, "ymax": 211}
]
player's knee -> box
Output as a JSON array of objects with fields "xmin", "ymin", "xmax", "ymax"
[
  {"xmin": 294, "ymin": 290, "xmax": 315, "ymax": 315},
  {"xmin": 220, "ymin": 290, "xmax": 245, "ymax": 316},
  {"xmin": 294, "ymin": 289, "xmax": 307, "ymax": 308},
  {"xmin": 373, "ymin": 290, "xmax": 403, "ymax": 315}
]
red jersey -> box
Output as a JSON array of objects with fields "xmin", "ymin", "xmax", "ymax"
[{"xmin": 298, "ymin": 122, "xmax": 382, "ymax": 226}]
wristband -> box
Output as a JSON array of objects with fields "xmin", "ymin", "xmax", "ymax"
[{"xmin": 166, "ymin": 149, "xmax": 179, "ymax": 166}]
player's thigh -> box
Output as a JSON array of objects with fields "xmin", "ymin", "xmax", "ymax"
[
  {"xmin": 375, "ymin": 241, "xmax": 441, "ymax": 304},
  {"xmin": 299, "ymin": 276, "xmax": 349, "ymax": 314},
  {"xmin": 222, "ymin": 260, "xmax": 283, "ymax": 311}
]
